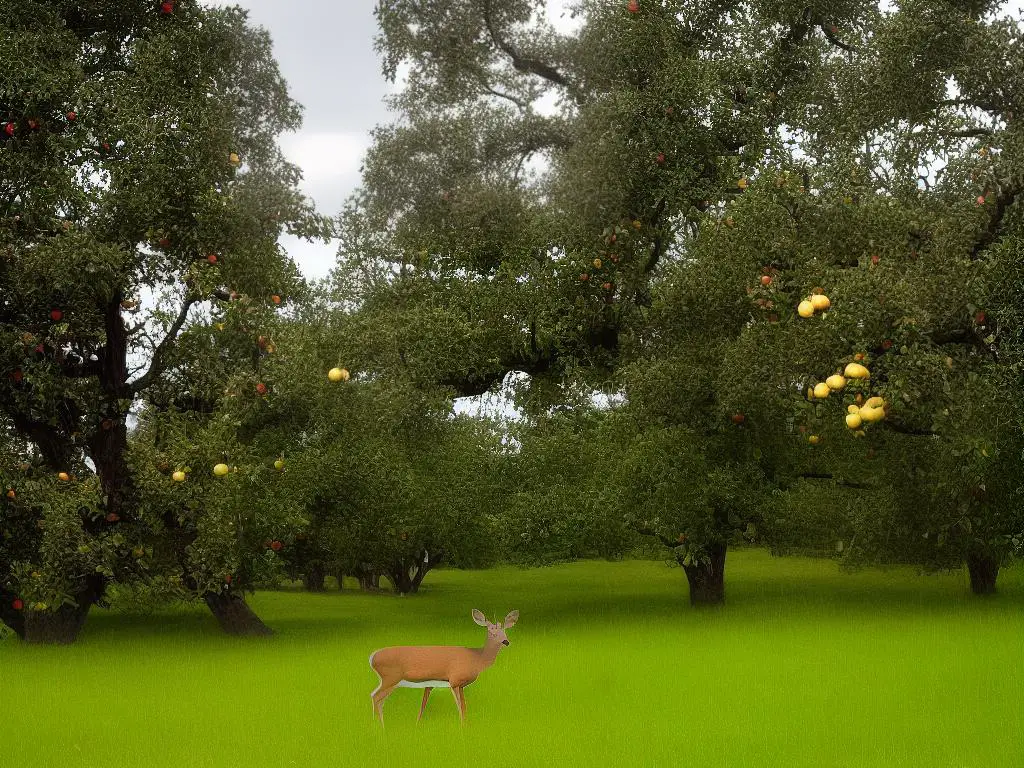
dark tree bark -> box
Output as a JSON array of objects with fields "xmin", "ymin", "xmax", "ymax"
[
  {"xmin": 0, "ymin": 592, "xmax": 27, "ymax": 640},
  {"xmin": 18, "ymin": 575, "xmax": 106, "ymax": 644},
  {"xmin": 24, "ymin": 602, "xmax": 92, "ymax": 644},
  {"xmin": 387, "ymin": 550, "xmax": 442, "ymax": 595},
  {"xmin": 966, "ymin": 551, "xmax": 999, "ymax": 595},
  {"xmin": 203, "ymin": 591, "xmax": 273, "ymax": 636},
  {"xmin": 679, "ymin": 541, "xmax": 728, "ymax": 606},
  {"xmin": 302, "ymin": 563, "xmax": 326, "ymax": 592},
  {"xmin": 357, "ymin": 572, "xmax": 381, "ymax": 591}
]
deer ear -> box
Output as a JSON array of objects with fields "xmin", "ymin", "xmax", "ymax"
[
  {"xmin": 502, "ymin": 610, "xmax": 519, "ymax": 628},
  {"xmin": 472, "ymin": 609, "xmax": 488, "ymax": 626}
]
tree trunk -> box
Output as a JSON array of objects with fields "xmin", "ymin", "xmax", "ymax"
[
  {"xmin": 966, "ymin": 551, "xmax": 999, "ymax": 595},
  {"xmin": 680, "ymin": 541, "xmax": 727, "ymax": 606},
  {"xmin": 303, "ymin": 563, "xmax": 326, "ymax": 592},
  {"xmin": 357, "ymin": 571, "xmax": 381, "ymax": 591},
  {"xmin": 203, "ymin": 591, "xmax": 273, "ymax": 636},
  {"xmin": 388, "ymin": 565, "xmax": 414, "ymax": 595},
  {"xmin": 24, "ymin": 601, "xmax": 92, "ymax": 644},
  {"xmin": 409, "ymin": 549, "xmax": 442, "ymax": 593},
  {"xmin": 0, "ymin": 590, "xmax": 27, "ymax": 640},
  {"xmin": 16, "ymin": 575, "xmax": 105, "ymax": 644}
]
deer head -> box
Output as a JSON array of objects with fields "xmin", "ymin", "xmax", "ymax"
[{"xmin": 472, "ymin": 609, "xmax": 519, "ymax": 646}]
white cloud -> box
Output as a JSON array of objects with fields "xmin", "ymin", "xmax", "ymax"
[
  {"xmin": 546, "ymin": 0, "xmax": 584, "ymax": 34},
  {"xmin": 280, "ymin": 233, "xmax": 338, "ymax": 282},
  {"xmin": 279, "ymin": 131, "xmax": 367, "ymax": 187}
]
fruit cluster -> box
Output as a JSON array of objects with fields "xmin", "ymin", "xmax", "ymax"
[
  {"xmin": 806, "ymin": 355, "xmax": 887, "ymax": 440},
  {"xmin": 579, "ymin": 221, "xmax": 643, "ymax": 299},
  {"xmin": 798, "ymin": 290, "xmax": 831, "ymax": 318}
]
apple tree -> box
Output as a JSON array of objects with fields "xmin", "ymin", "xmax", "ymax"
[
  {"xmin": 709, "ymin": 2, "xmax": 1024, "ymax": 592},
  {"xmin": 0, "ymin": 0, "xmax": 327, "ymax": 641}
]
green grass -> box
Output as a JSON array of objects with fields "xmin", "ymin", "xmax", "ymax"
[{"xmin": 2, "ymin": 550, "xmax": 1022, "ymax": 768}]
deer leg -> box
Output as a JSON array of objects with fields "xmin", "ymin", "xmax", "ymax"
[
  {"xmin": 452, "ymin": 686, "xmax": 466, "ymax": 722},
  {"xmin": 417, "ymin": 687, "xmax": 433, "ymax": 722},
  {"xmin": 371, "ymin": 681, "xmax": 397, "ymax": 726}
]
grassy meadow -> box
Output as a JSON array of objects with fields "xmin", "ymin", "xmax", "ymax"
[{"xmin": 1, "ymin": 549, "xmax": 1022, "ymax": 768}]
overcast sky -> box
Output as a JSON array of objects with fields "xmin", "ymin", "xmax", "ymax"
[{"xmin": 205, "ymin": 0, "xmax": 580, "ymax": 283}]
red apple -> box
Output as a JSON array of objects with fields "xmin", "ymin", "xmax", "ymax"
[
  {"xmin": 760, "ymin": 275, "xmax": 772, "ymax": 286},
  {"xmin": 6, "ymin": 489, "xmax": 15, "ymax": 499},
  {"xmin": 975, "ymin": 310, "xmax": 986, "ymax": 324},
  {"xmin": 3, "ymin": 122, "xmax": 14, "ymax": 137},
  {"xmin": 731, "ymin": 413, "xmax": 745, "ymax": 424},
  {"xmin": 602, "ymin": 282, "xmax": 613, "ymax": 291},
  {"xmin": 270, "ymin": 540, "xmax": 282, "ymax": 551},
  {"xmin": 207, "ymin": 253, "xmax": 218, "ymax": 264},
  {"xmin": 106, "ymin": 513, "xmax": 120, "ymax": 523},
  {"xmin": 871, "ymin": 254, "xmax": 880, "ymax": 265},
  {"xmin": 627, "ymin": 0, "xmax": 640, "ymax": 11},
  {"xmin": 161, "ymin": 1, "xmax": 174, "ymax": 12},
  {"xmin": 656, "ymin": 152, "xmax": 666, "ymax": 164},
  {"xmin": 882, "ymin": 339, "xmax": 893, "ymax": 350},
  {"xmin": 255, "ymin": 382, "xmax": 268, "ymax": 396},
  {"xmin": 50, "ymin": 308, "xmax": 63, "ymax": 322},
  {"xmin": 158, "ymin": 237, "xmax": 171, "ymax": 248},
  {"xmin": 976, "ymin": 195, "xmax": 986, "ymax": 205},
  {"xmin": 580, "ymin": 273, "xmax": 589, "ymax": 282},
  {"xmin": 12, "ymin": 599, "xmax": 23, "ymax": 611},
  {"xmin": 271, "ymin": 295, "xmax": 282, "ymax": 305}
]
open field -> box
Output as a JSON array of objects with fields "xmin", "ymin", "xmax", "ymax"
[{"xmin": 2, "ymin": 549, "xmax": 1022, "ymax": 768}]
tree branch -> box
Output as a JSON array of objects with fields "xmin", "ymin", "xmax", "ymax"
[
  {"xmin": 820, "ymin": 24, "xmax": 860, "ymax": 53},
  {"xmin": 129, "ymin": 296, "xmax": 196, "ymax": 394},
  {"xmin": 482, "ymin": 0, "xmax": 576, "ymax": 96},
  {"xmin": 797, "ymin": 472, "xmax": 874, "ymax": 490},
  {"xmin": 971, "ymin": 183, "xmax": 1020, "ymax": 261},
  {"xmin": 634, "ymin": 524, "xmax": 683, "ymax": 549}
]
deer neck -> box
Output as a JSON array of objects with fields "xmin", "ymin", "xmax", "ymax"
[{"xmin": 476, "ymin": 637, "xmax": 502, "ymax": 666}]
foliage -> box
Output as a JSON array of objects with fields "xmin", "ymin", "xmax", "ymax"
[{"xmin": 0, "ymin": 0, "xmax": 329, "ymax": 638}]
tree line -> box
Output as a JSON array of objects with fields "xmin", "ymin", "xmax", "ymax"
[{"xmin": 2, "ymin": 0, "xmax": 1022, "ymax": 643}]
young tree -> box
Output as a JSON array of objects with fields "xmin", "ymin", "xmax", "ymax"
[{"xmin": 0, "ymin": 0, "xmax": 326, "ymax": 641}]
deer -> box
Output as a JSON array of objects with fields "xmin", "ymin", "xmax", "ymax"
[{"xmin": 368, "ymin": 609, "xmax": 519, "ymax": 725}]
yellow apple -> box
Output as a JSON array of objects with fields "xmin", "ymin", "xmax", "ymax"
[
  {"xmin": 847, "ymin": 404, "xmax": 860, "ymax": 414},
  {"xmin": 860, "ymin": 406, "xmax": 885, "ymax": 423},
  {"xmin": 810, "ymin": 294, "xmax": 831, "ymax": 311},
  {"xmin": 328, "ymin": 367, "xmax": 349, "ymax": 382},
  {"xmin": 813, "ymin": 382, "xmax": 831, "ymax": 399},
  {"xmin": 229, "ymin": 152, "xmax": 240, "ymax": 166},
  {"xmin": 172, "ymin": 471, "xmax": 186, "ymax": 482},
  {"xmin": 845, "ymin": 413, "xmax": 863, "ymax": 429},
  {"xmin": 213, "ymin": 463, "xmax": 229, "ymax": 477},
  {"xmin": 865, "ymin": 396, "xmax": 885, "ymax": 409},
  {"xmin": 844, "ymin": 363, "xmax": 870, "ymax": 379},
  {"xmin": 274, "ymin": 459, "xmax": 285, "ymax": 471},
  {"xmin": 798, "ymin": 300, "xmax": 815, "ymax": 318},
  {"xmin": 808, "ymin": 435, "xmax": 820, "ymax": 445},
  {"xmin": 826, "ymin": 374, "xmax": 846, "ymax": 391}
]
